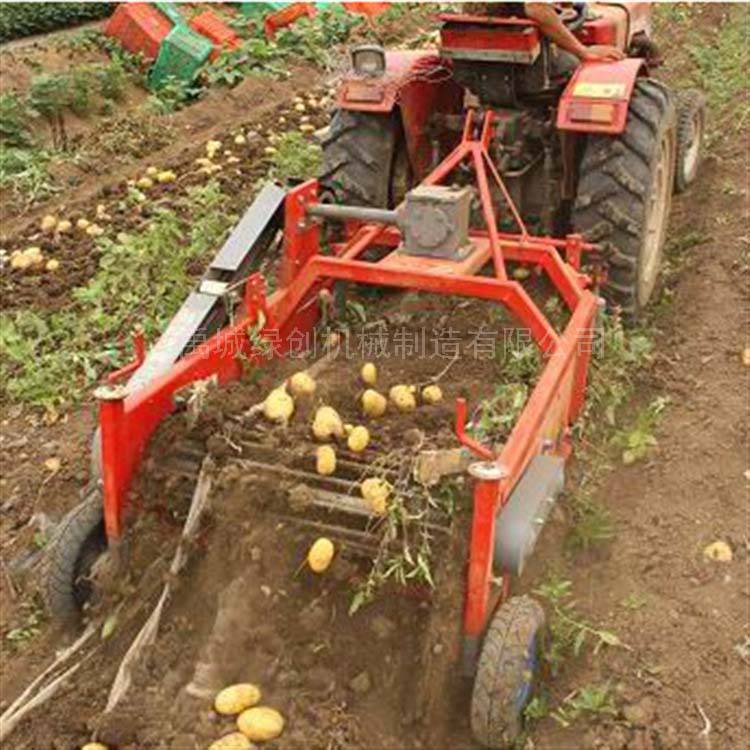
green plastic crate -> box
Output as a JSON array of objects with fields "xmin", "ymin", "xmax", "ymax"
[
  {"xmin": 149, "ymin": 25, "xmax": 212, "ymax": 90},
  {"xmin": 238, "ymin": 2, "xmax": 284, "ymax": 19},
  {"xmin": 153, "ymin": 1, "xmax": 184, "ymax": 26}
]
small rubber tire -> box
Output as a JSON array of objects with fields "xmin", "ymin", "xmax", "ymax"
[
  {"xmin": 573, "ymin": 78, "xmax": 677, "ymax": 316},
  {"xmin": 673, "ymin": 89, "xmax": 705, "ymax": 193},
  {"xmin": 471, "ymin": 595, "xmax": 546, "ymax": 749},
  {"xmin": 319, "ymin": 109, "xmax": 409, "ymax": 208},
  {"xmin": 42, "ymin": 491, "xmax": 107, "ymax": 623}
]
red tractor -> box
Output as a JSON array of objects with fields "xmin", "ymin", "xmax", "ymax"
[
  {"xmin": 321, "ymin": 3, "xmax": 704, "ymax": 316},
  {"xmin": 41, "ymin": 5, "xmax": 704, "ymax": 749}
]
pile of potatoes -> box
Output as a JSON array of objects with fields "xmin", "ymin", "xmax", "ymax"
[
  {"xmin": 210, "ymin": 683, "xmax": 285, "ymax": 749},
  {"xmin": 8, "ymin": 205, "xmax": 116, "ymax": 273},
  {"xmin": 262, "ymin": 362, "xmax": 444, "ymax": 517}
]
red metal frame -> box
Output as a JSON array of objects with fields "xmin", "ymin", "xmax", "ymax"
[{"xmin": 96, "ymin": 111, "xmax": 599, "ymax": 660}]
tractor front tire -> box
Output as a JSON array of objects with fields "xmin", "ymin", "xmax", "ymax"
[
  {"xmin": 573, "ymin": 79, "xmax": 677, "ymax": 316},
  {"xmin": 42, "ymin": 490, "xmax": 107, "ymax": 623},
  {"xmin": 319, "ymin": 109, "xmax": 409, "ymax": 208},
  {"xmin": 674, "ymin": 89, "xmax": 705, "ymax": 193},
  {"xmin": 471, "ymin": 596, "xmax": 546, "ymax": 749}
]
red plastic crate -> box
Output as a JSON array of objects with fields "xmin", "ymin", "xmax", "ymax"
[
  {"xmin": 189, "ymin": 10, "xmax": 240, "ymax": 61},
  {"xmin": 104, "ymin": 4, "xmax": 172, "ymax": 62},
  {"xmin": 264, "ymin": 3, "xmax": 316, "ymax": 38}
]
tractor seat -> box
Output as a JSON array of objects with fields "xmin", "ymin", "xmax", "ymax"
[{"xmin": 438, "ymin": 12, "xmax": 543, "ymax": 65}]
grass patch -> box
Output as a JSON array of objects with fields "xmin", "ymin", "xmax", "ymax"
[
  {"xmin": 0, "ymin": 182, "xmax": 235, "ymax": 409},
  {"xmin": 269, "ymin": 131, "xmax": 322, "ymax": 183},
  {"xmin": 655, "ymin": 3, "xmax": 750, "ymax": 138}
]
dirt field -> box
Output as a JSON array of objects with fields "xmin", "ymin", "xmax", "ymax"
[{"xmin": 0, "ymin": 4, "xmax": 748, "ymax": 750}]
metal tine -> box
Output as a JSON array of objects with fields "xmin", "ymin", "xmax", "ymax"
[
  {"xmin": 267, "ymin": 514, "xmax": 383, "ymax": 556},
  {"xmin": 238, "ymin": 439, "xmax": 398, "ymax": 478},
  {"xmin": 236, "ymin": 458, "xmax": 357, "ymax": 493}
]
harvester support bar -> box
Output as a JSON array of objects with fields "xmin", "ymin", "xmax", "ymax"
[
  {"xmin": 274, "ymin": 255, "xmax": 560, "ymax": 353},
  {"xmin": 462, "ymin": 289, "xmax": 598, "ymax": 652}
]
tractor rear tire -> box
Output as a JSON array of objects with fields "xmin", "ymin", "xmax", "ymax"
[
  {"xmin": 319, "ymin": 109, "xmax": 409, "ymax": 208},
  {"xmin": 573, "ymin": 79, "xmax": 677, "ymax": 316},
  {"xmin": 471, "ymin": 596, "xmax": 546, "ymax": 748},
  {"xmin": 674, "ymin": 89, "xmax": 705, "ymax": 193},
  {"xmin": 42, "ymin": 490, "xmax": 107, "ymax": 623}
]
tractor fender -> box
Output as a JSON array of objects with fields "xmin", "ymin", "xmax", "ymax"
[
  {"xmin": 337, "ymin": 50, "xmax": 463, "ymax": 178},
  {"xmin": 556, "ymin": 57, "xmax": 645, "ymax": 135}
]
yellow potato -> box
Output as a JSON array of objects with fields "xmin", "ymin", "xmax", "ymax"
[
  {"xmin": 288, "ymin": 371, "xmax": 316, "ymax": 398},
  {"xmin": 81, "ymin": 744, "xmax": 109, "ymax": 750},
  {"xmin": 421, "ymin": 384, "xmax": 443, "ymax": 404},
  {"xmin": 264, "ymin": 146, "xmax": 278, "ymax": 156},
  {"xmin": 361, "ymin": 362, "xmax": 377, "ymax": 385},
  {"xmin": 299, "ymin": 124, "xmax": 316, "ymax": 134},
  {"xmin": 294, "ymin": 102, "xmax": 306, "ymax": 112},
  {"xmin": 10, "ymin": 251, "xmax": 31, "ymax": 270},
  {"xmin": 56, "ymin": 219, "xmax": 72, "ymax": 233},
  {"xmin": 312, "ymin": 406, "xmax": 344, "ymax": 440},
  {"xmin": 389, "ymin": 384, "xmax": 416, "ymax": 412},
  {"xmin": 361, "ymin": 389, "xmax": 387, "ymax": 418},
  {"xmin": 145, "ymin": 166, "xmax": 158, "ymax": 176},
  {"xmin": 307, "ymin": 537, "xmax": 335, "ymax": 573},
  {"xmin": 237, "ymin": 706, "xmax": 285, "ymax": 742},
  {"xmin": 46, "ymin": 259, "xmax": 60, "ymax": 272},
  {"xmin": 263, "ymin": 387, "xmax": 294, "ymax": 423},
  {"xmin": 703, "ymin": 541, "xmax": 732, "ymax": 562},
  {"xmin": 347, "ymin": 425, "xmax": 370, "ymax": 453},
  {"xmin": 316, "ymin": 445, "xmax": 336, "ymax": 476},
  {"xmin": 136, "ymin": 176, "xmax": 153, "ymax": 190},
  {"xmin": 361, "ymin": 477, "xmax": 391, "ymax": 515},
  {"xmin": 209, "ymin": 733, "xmax": 254, "ymax": 750},
  {"xmin": 214, "ymin": 683, "xmax": 262, "ymax": 715},
  {"xmin": 156, "ymin": 170, "xmax": 176, "ymax": 184},
  {"xmin": 24, "ymin": 246, "xmax": 44, "ymax": 266},
  {"xmin": 86, "ymin": 224, "xmax": 104, "ymax": 237},
  {"xmin": 234, "ymin": 134, "xmax": 247, "ymax": 145},
  {"xmin": 40, "ymin": 214, "xmax": 57, "ymax": 233},
  {"xmin": 76, "ymin": 218, "xmax": 90, "ymax": 230}
]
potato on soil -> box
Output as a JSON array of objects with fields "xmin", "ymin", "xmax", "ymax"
[
  {"xmin": 263, "ymin": 386, "xmax": 294, "ymax": 423},
  {"xmin": 136, "ymin": 176, "xmax": 153, "ymax": 190},
  {"xmin": 40, "ymin": 214, "xmax": 57, "ymax": 233},
  {"xmin": 157, "ymin": 170, "xmax": 177, "ymax": 184},
  {"xmin": 209, "ymin": 733, "xmax": 255, "ymax": 750},
  {"xmin": 347, "ymin": 425, "xmax": 370, "ymax": 453},
  {"xmin": 76, "ymin": 218, "xmax": 90, "ymax": 230},
  {"xmin": 10, "ymin": 251, "xmax": 32, "ymax": 270},
  {"xmin": 145, "ymin": 166, "xmax": 158, "ymax": 176},
  {"xmin": 312, "ymin": 405, "xmax": 344, "ymax": 440},
  {"xmin": 288, "ymin": 371, "xmax": 316, "ymax": 398},
  {"xmin": 703, "ymin": 540, "xmax": 732, "ymax": 562},
  {"xmin": 308, "ymin": 537, "xmax": 335, "ymax": 573},
  {"xmin": 316, "ymin": 444, "xmax": 336, "ymax": 476},
  {"xmin": 46, "ymin": 259, "xmax": 60, "ymax": 272},
  {"xmin": 81, "ymin": 744, "xmax": 109, "ymax": 750},
  {"xmin": 21, "ymin": 246, "xmax": 44, "ymax": 267},
  {"xmin": 361, "ymin": 362, "xmax": 377, "ymax": 385},
  {"xmin": 215, "ymin": 683, "xmax": 262, "ymax": 715},
  {"xmin": 389, "ymin": 384, "xmax": 417, "ymax": 412},
  {"xmin": 237, "ymin": 706, "xmax": 285, "ymax": 742},
  {"xmin": 361, "ymin": 477, "xmax": 391, "ymax": 515},
  {"xmin": 361, "ymin": 389, "xmax": 387, "ymax": 418},
  {"xmin": 421, "ymin": 384, "xmax": 443, "ymax": 404},
  {"xmin": 56, "ymin": 219, "xmax": 72, "ymax": 233}
]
